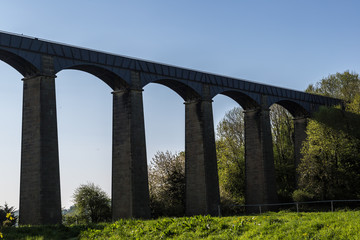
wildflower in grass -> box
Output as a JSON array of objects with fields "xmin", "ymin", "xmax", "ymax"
[{"xmin": 0, "ymin": 232, "xmax": 2, "ymax": 238}]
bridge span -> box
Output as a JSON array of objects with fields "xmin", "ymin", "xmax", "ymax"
[{"xmin": 0, "ymin": 31, "xmax": 341, "ymax": 224}]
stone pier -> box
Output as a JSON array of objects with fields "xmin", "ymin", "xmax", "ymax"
[
  {"xmin": 19, "ymin": 74, "xmax": 62, "ymax": 225},
  {"xmin": 185, "ymin": 96, "xmax": 220, "ymax": 216},
  {"xmin": 112, "ymin": 72, "xmax": 150, "ymax": 220},
  {"xmin": 244, "ymin": 107, "xmax": 278, "ymax": 212}
]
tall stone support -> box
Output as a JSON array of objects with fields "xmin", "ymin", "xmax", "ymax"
[
  {"xmin": 19, "ymin": 75, "xmax": 62, "ymax": 225},
  {"xmin": 112, "ymin": 73, "xmax": 150, "ymax": 220},
  {"xmin": 185, "ymin": 98, "xmax": 220, "ymax": 216},
  {"xmin": 293, "ymin": 117, "xmax": 308, "ymax": 182},
  {"xmin": 244, "ymin": 108, "xmax": 278, "ymax": 212}
]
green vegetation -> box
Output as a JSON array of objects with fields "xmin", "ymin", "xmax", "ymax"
[
  {"xmin": 65, "ymin": 183, "xmax": 111, "ymax": 224},
  {"xmin": 216, "ymin": 107, "xmax": 246, "ymax": 213},
  {"xmin": 146, "ymin": 71, "xmax": 360, "ymax": 216},
  {"xmin": 296, "ymin": 71, "xmax": 360, "ymax": 201},
  {"xmin": 148, "ymin": 151, "xmax": 186, "ymax": 217},
  {"xmin": 0, "ymin": 203, "xmax": 17, "ymax": 227},
  {"xmin": 1, "ymin": 211, "xmax": 360, "ymax": 239},
  {"xmin": 216, "ymin": 102, "xmax": 297, "ymax": 206},
  {"xmin": 216, "ymin": 71, "xmax": 360, "ymax": 205}
]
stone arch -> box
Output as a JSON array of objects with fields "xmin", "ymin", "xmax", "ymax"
[
  {"xmin": 146, "ymin": 78, "xmax": 201, "ymax": 101},
  {"xmin": 272, "ymin": 100, "xmax": 310, "ymax": 118},
  {"xmin": 60, "ymin": 64, "xmax": 129, "ymax": 90},
  {"xmin": 0, "ymin": 49, "xmax": 38, "ymax": 77},
  {"xmin": 218, "ymin": 90, "xmax": 260, "ymax": 110}
]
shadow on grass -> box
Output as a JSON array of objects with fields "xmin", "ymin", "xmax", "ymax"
[{"xmin": 1, "ymin": 224, "xmax": 105, "ymax": 240}]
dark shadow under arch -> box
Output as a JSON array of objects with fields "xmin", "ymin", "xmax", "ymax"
[
  {"xmin": 219, "ymin": 91, "xmax": 259, "ymax": 110},
  {"xmin": 64, "ymin": 65, "xmax": 128, "ymax": 90},
  {"xmin": 0, "ymin": 49, "xmax": 38, "ymax": 77},
  {"xmin": 149, "ymin": 79, "xmax": 201, "ymax": 101},
  {"xmin": 273, "ymin": 100, "xmax": 309, "ymax": 118}
]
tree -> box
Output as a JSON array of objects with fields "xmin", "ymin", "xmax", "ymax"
[
  {"xmin": 148, "ymin": 151, "xmax": 185, "ymax": 217},
  {"xmin": 270, "ymin": 104, "xmax": 296, "ymax": 202},
  {"xmin": 72, "ymin": 183, "xmax": 111, "ymax": 223},
  {"xmin": 216, "ymin": 105, "xmax": 296, "ymax": 206},
  {"xmin": 306, "ymin": 71, "xmax": 360, "ymax": 102},
  {"xmin": 295, "ymin": 71, "xmax": 360, "ymax": 201},
  {"xmin": 215, "ymin": 107, "xmax": 245, "ymax": 209}
]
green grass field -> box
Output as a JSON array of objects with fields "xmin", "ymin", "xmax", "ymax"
[{"xmin": 2, "ymin": 211, "xmax": 360, "ymax": 239}]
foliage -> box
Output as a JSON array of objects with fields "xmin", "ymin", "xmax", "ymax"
[
  {"xmin": 270, "ymin": 104, "xmax": 296, "ymax": 202},
  {"xmin": 216, "ymin": 105, "xmax": 296, "ymax": 207},
  {"xmin": 297, "ymin": 119, "xmax": 360, "ymax": 200},
  {"xmin": 78, "ymin": 211, "xmax": 360, "ymax": 239},
  {"xmin": 148, "ymin": 151, "xmax": 186, "ymax": 217},
  {"xmin": 72, "ymin": 183, "xmax": 111, "ymax": 224},
  {"xmin": 62, "ymin": 205, "xmax": 80, "ymax": 225},
  {"xmin": 0, "ymin": 203, "xmax": 17, "ymax": 227},
  {"xmin": 306, "ymin": 71, "xmax": 360, "ymax": 102},
  {"xmin": 2, "ymin": 211, "xmax": 360, "ymax": 239},
  {"xmin": 0, "ymin": 224, "xmax": 104, "ymax": 240},
  {"xmin": 297, "ymin": 71, "xmax": 360, "ymax": 201},
  {"xmin": 216, "ymin": 107, "xmax": 245, "ymax": 212}
]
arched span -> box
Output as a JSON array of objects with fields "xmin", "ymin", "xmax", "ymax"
[
  {"xmin": 147, "ymin": 78, "xmax": 201, "ymax": 101},
  {"xmin": 62, "ymin": 65, "xmax": 129, "ymax": 90},
  {"xmin": 0, "ymin": 49, "xmax": 38, "ymax": 77},
  {"xmin": 219, "ymin": 90, "xmax": 260, "ymax": 110},
  {"xmin": 273, "ymin": 100, "xmax": 309, "ymax": 118}
]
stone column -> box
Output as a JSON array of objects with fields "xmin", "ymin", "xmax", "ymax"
[
  {"xmin": 112, "ymin": 73, "xmax": 150, "ymax": 220},
  {"xmin": 19, "ymin": 75, "xmax": 62, "ymax": 225},
  {"xmin": 293, "ymin": 117, "xmax": 308, "ymax": 182},
  {"xmin": 185, "ymin": 98, "xmax": 220, "ymax": 216},
  {"xmin": 244, "ymin": 107, "xmax": 278, "ymax": 212}
]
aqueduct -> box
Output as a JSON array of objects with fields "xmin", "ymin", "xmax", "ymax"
[{"xmin": 0, "ymin": 31, "xmax": 341, "ymax": 224}]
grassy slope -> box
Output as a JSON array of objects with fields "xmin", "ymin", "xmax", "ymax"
[{"xmin": 2, "ymin": 211, "xmax": 360, "ymax": 239}]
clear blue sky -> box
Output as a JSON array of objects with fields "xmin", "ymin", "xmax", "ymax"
[{"xmin": 0, "ymin": 0, "xmax": 359, "ymax": 209}]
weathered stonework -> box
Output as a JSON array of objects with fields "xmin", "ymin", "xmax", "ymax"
[
  {"xmin": 244, "ymin": 107, "xmax": 278, "ymax": 212},
  {"xmin": 185, "ymin": 97, "xmax": 220, "ymax": 216},
  {"xmin": 112, "ymin": 72, "xmax": 150, "ymax": 220},
  {"xmin": 19, "ymin": 74, "xmax": 61, "ymax": 225}
]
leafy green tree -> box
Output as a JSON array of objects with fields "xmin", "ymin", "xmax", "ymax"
[
  {"xmin": 295, "ymin": 71, "xmax": 360, "ymax": 201},
  {"xmin": 306, "ymin": 71, "xmax": 360, "ymax": 102},
  {"xmin": 215, "ymin": 107, "xmax": 245, "ymax": 209},
  {"xmin": 297, "ymin": 119, "xmax": 360, "ymax": 200},
  {"xmin": 72, "ymin": 183, "xmax": 111, "ymax": 223},
  {"xmin": 148, "ymin": 151, "xmax": 185, "ymax": 217},
  {"xmin": 270, "ymin": 104, "xmax": 296, "ymax": 202},
  {"xmin": 216, "ymin": 105, "xmax": 296, "ymax": 206}
]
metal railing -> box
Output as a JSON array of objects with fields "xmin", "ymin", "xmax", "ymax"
[{"xmin": 221, "ymin": 199, "xmax": 360, "ymax": 215}]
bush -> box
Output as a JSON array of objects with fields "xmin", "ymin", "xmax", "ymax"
[
  {"xmin": 292, "ymin": 189, "xmax": 315, "ymax": 202},
  {"xmin": 0, "ymin": 203, "xmax": 17, "ymax": 227},
  {"xmin": 72, "ymin": 183, "xmax": 111, "ymax": 223}
]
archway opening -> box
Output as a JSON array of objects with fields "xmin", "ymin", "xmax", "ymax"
[
  {"xmin": 0, "ymin": 61, "xmax": 23, "ymax": 210},
  {"xmin": 269, "ymin": 100, "xmax": 309, "ymax": 202},
  {"xmin": 143, "ymin": 82, "xmax": 185, "ymax": 217},
  {"xmin": 56, "ymin": 70, "xmax": 112, "ymax": 212},
  {"xmin": 212, "ymin": 93, "xmax": 246, "ymax": 215},
  {"xmin": 269, "ymin": 103, "xmax": 296, "ymax": 202}
]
